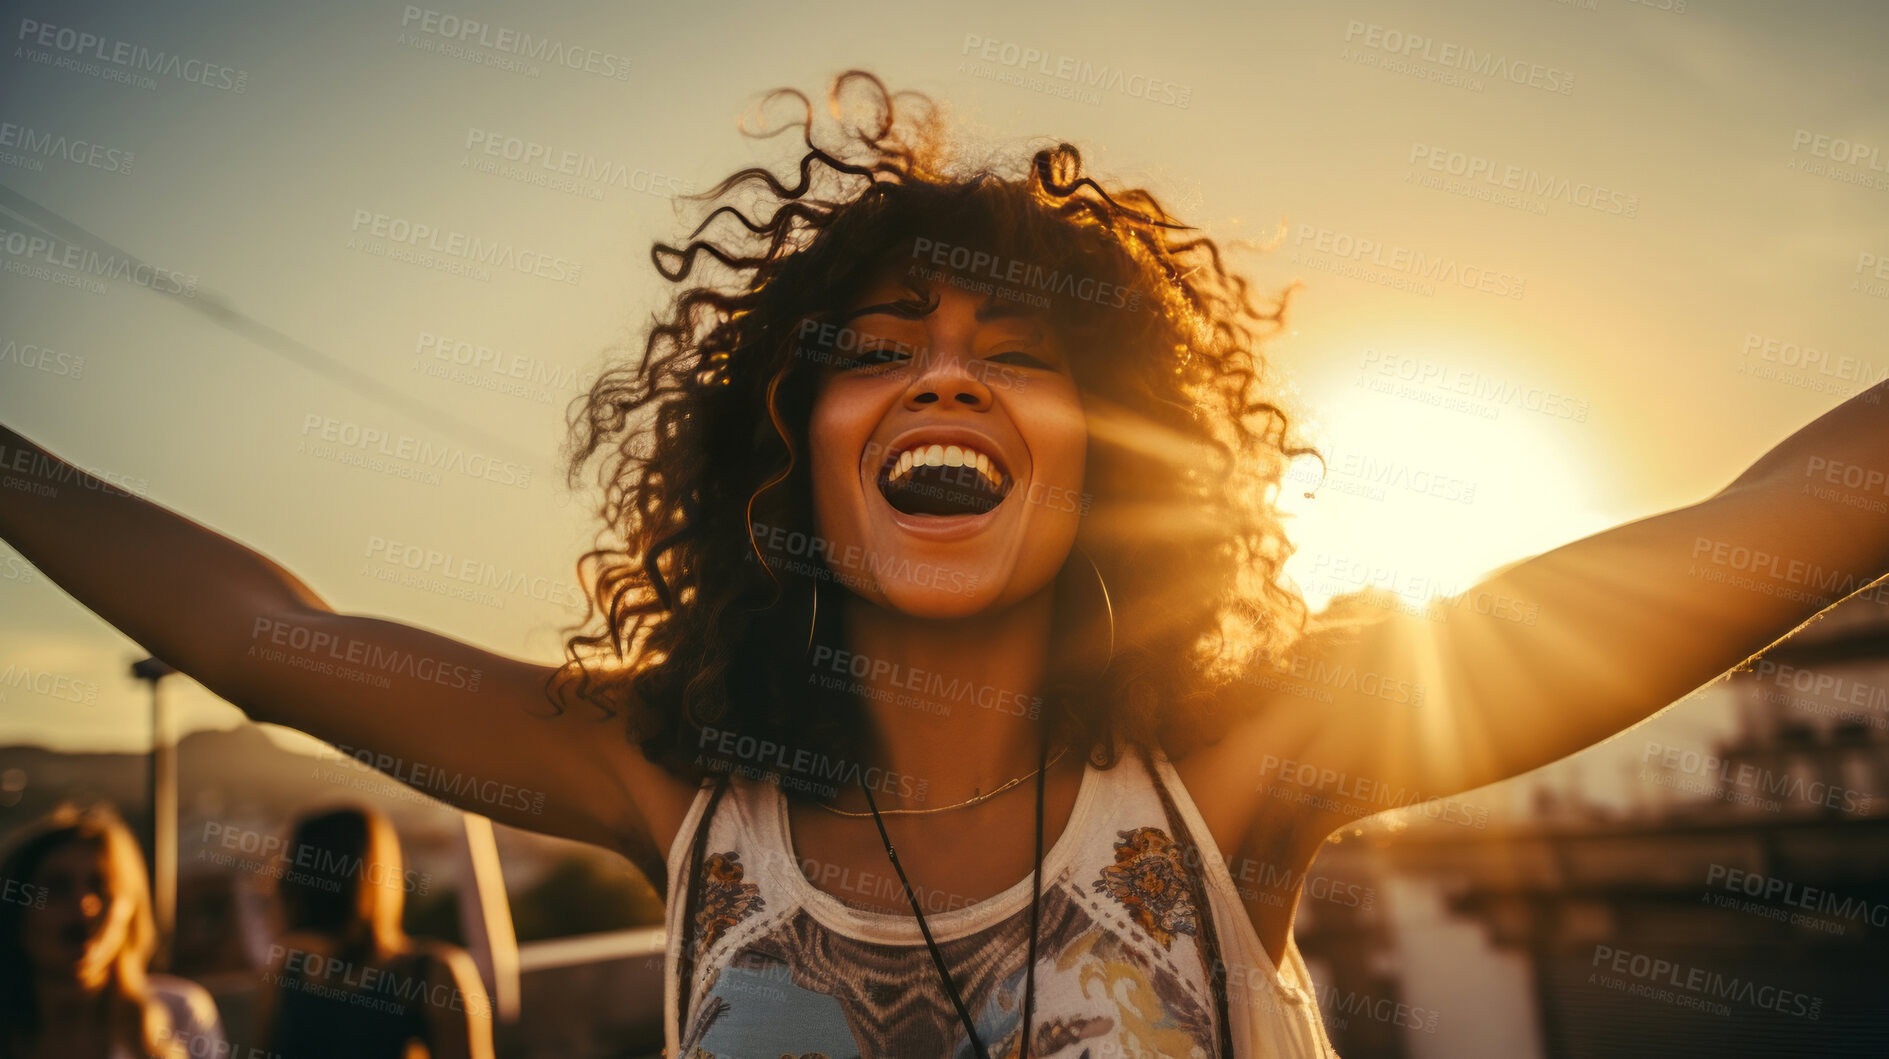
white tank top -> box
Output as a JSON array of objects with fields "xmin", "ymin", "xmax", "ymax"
[{"xmin": 662, "ymin": 749, "xmax": 1340, "ymax": 1058}]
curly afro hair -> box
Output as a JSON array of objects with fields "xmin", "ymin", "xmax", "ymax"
[{"xmin": 550, "ymin": 70, "xmax": 1326, "ymax": 794}]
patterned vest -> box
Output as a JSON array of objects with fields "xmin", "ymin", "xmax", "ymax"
[{"xmin": 662, "ymin": 749, "xmax": 1341, "ymax": 1058}]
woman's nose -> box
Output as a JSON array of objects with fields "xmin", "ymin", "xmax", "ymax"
[{"xmin": 904, "ymin": 350, "xmax": 993, "ymax": 410}]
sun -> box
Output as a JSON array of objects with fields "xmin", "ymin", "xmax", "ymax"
[{"xmin": 1276, "ymin": 341, "xmax": 1618, "ymax": 617}]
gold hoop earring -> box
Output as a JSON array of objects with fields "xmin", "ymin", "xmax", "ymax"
[
  {"xmin": 805, "ymin": 579, "xmax": 820, "ymax": 656},
  {"xmin": 1072, "ymin": 544, "xmax": 1116, "ymax": 675}
]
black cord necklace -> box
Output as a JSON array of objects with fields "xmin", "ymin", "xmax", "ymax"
[
  {"xmin": 858, "ymin": 732, "xmax": 1052, "ymax": 1059},
  {"xmin": 675, "ymin": 744, "xmax": 1234, "ymax": 1058}
]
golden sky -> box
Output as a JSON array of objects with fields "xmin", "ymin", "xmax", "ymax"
[{"xmin": 2, "ymin": 0, "xmax": 1885, "ymax": 770}]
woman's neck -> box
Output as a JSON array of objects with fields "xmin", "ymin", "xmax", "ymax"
[{"xmin": 835, "ymin": 586, "xmax": 1056, "ymax": 809}]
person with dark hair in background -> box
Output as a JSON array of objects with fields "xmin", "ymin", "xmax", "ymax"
[
  {"xmin": 254, "ymin": 803, "xmax": 492, "ymax": 1059},
  {"xmin": 0, "ymin": 802, "xmax": 224, "ymax": 1059}
]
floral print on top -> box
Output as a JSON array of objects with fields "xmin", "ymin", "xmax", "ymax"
[
  {"xmin": 1092, "ymin": 825, "xmax": 1199, "ymax": 951},
  {"xmin": 694, "ymin": 850, "xmax": 766, "ymax": 955}
]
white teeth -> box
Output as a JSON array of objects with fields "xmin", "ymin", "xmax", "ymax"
[{"xmin": 885, "ymin": 442, "xmax": 1007, "ymax": 491}]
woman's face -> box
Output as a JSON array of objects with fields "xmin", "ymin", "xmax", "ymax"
[
  {"xmin": 23, "ymin": 839, "xmax": 134, "ymax": 982},
  {"xmin": 806, "ymin": 267, "xmax": 1088, "ymax": 618}
]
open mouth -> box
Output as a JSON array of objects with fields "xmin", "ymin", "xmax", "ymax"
[{"xmin": 876, "ymin": 442, "xmax": 1014, "ymax": 517}]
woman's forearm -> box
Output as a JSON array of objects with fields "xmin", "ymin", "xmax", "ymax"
[{"xmin": 0, "ymin": 423, "xmax": 329, "ymax": 683}]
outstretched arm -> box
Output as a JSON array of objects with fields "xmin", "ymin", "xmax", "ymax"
[
  {"xmin": 0, "ymin": 424, "xmax": 691, "ymax": 876},
  {"xmin": 1196, "ymin": 380, "xmax": 1889, "ymax": 839}
]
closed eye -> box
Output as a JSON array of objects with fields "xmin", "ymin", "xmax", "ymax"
[
  {"xmin": 837, "ymin": 345, "xmax": 913, "ymax": 370},
  {"xmin": 988, "ymin": 351, "xmax": 1056, "ymax": 371}
]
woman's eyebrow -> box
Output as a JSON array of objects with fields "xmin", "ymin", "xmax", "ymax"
[{"xmin": 839, "ymin": 278, "xmax": 938, "ymax": 325}]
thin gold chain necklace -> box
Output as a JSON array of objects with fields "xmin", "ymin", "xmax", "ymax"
[{"xmin": 817, "ymin": 746, "xmax": 1070, "ymax": 817}]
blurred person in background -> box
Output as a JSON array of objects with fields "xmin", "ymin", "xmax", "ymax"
[
  {"xmin": 254, "ymin": 803, "xmax": 492, "ymax": 1059},
  {"xmin": 0, "ymin": 802, "xmax": 225, "ymax": 1059}
]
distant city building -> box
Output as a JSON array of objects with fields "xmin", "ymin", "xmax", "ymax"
[{"xmin": 1298, "ymin": 592, "xmax": 1889, "ymax": 1058}]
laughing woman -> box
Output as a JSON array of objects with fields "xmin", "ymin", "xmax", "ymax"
[{"xmin": 3, "ymin": 71, "xmax": 1887, "ymax": 1058}]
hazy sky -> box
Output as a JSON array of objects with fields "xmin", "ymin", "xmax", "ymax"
[{"xmin": 2, "ymin": 0, "xmax": 1885, "ymax": 798}]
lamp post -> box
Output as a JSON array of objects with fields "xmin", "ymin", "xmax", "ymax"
[{"xmin": 132, "ymin": 655, "xmax": 177, "ymax": 972}]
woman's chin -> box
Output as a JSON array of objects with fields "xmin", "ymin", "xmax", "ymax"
[{"xmin": 873, "ymin": 577, "xmax": 1002, "ymax": 619}]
